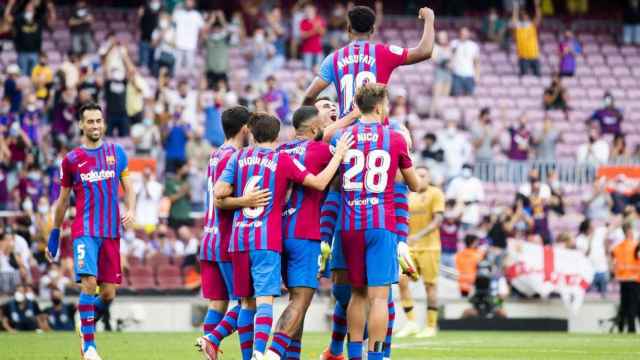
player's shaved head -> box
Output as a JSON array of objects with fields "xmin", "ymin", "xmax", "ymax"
[
  {"xmin": 248, "ymin": 112, "xmax": 280, "ymax": 143},
  {"xmin": 348, "ymin": 5, "xmax": 376, "ymax": 35},
  {"xmin": 356, "ymin": 83, "xmax": 388, "ymax": 115},
  {"xmin": 292, "ymin": 106, "xmax": 319, "ymax": 130},
  {"xmin": 222, "ymin": 106, "xmax": 251, "ymax": 139}
]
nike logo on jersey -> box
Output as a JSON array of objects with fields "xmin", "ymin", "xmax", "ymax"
[{"xmin": 78, "ymin": 161, "xmax": 88, "ymax": 167}]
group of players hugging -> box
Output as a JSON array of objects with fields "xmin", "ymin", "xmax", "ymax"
[{"xmin": 45, "ymin": 4, "xmax": 436, "ymax": 360}]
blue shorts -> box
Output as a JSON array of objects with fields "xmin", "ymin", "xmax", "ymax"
[
  {"xmin": 74, "ymin": 236, "xmax": 122, "ymax": 284},
  {"xmin": 283, "ymin": 239, "xmax": 321, "ymax": 289},
  {"xmin": 330, "ymin": 231, "xmax": 347, "ymax": 271},
  {"xmin": 341, "ymin": 229, "xmax": 399, "ymax": 287},
  {"xmin": 232, "ymin": 250, "xmax": 281, "ymax": 298}
]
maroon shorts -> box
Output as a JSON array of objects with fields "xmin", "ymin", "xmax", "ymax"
[
  {"xmin": 98, "ymin": 237, "xmax": 122, "ymax": 284},
  {"xmin": 200, "ymin": 260, "xmax": 235, "ymax": 300}
]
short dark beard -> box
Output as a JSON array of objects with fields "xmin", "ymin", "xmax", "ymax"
[{"xmin": 314, "ymin": 130, "xmax": 324, "ymax": 141}]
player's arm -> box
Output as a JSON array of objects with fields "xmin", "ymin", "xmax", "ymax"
[
  {"xmin": 533, "ymin": 0, "xmax": 542, "ymax": 27},
  {"xmin": 404, "ymin": 7, "xmax": 435, "ymax": 65},
  {"xmin": 46, "ymin": 187, "xmax": 71, "ymax": 262},
  {"xmin": 303, "ymin": 132, "xmax": 353, "ymax": 190},
  {"xmin": 214, "ymin": 188, "xmax": 271, "ymax": 209},
  {"xmin": 409, "ymin": 191, "xmax": 445, "ymax": 242},
  {"xmin": 119, "ymin": 169, "xmax": 136, "ymax": 229},
  {"xmin": 302, "ymin": 77, "xmax": 330, "ymax": 106},
  {"xmin": 214, "ymin": 180, "xmax": 233, "ymax": 200},
  {"xmin": 322, "ymin": 108, "xmax": 360, "ymax": 143}
]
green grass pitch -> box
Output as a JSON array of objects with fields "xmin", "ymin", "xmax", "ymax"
[{"xmin": 1, "ymin": 331, "xmax": 638, "ymax": 359}]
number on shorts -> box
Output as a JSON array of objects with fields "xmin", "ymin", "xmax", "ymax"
[
  {"xmin": 242, "ymin": 176, "xmax": 265, "ymax": 219},
  {"xmin": 340, "ymin": 71, "xmax": 376, "ymax": 113},
  {"xmin": 342, "ymin": 149, "xmax": 391, "ymax": 193},
  {"xmin": 77, "ymin": 244, "xmax": 86, "ymax": 260}
]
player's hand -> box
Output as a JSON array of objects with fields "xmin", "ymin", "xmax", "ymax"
[
  {"xmin": 418, "ymin": 7, "xmax": 435, "ymax": 22},
  {"xmin": 334, "ymin": 132, "xmax": 355, "ymax": 159},
  {"xmin": 243, "ymin": 188, "xmax": 272, "ymax": 208},
  {"xmin": 317, "ymin": 241, "xmax": 332, "ymax": 277},
  {"xmin": 46, "ymin": 229, "xmax": 60, "ymax": 263},
  {"xmin": 121, "ymin": 210, "xmax": 135, "ymax": 229},
  {"xmin": 398, "ymin": 241, "xmax": 419, "ymax": 281}
]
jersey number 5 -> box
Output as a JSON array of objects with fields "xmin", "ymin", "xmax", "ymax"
[
  {"xmin": 343, "ymin": 149, "xmax": 390, "ymax": 193},
  {"xmin": 340, "ymin": 71, "xmax": 376, "ymax": 113}
]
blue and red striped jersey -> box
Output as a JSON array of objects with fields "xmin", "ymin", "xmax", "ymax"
[
  {"xmin": 220, "ymin": 147, "xmax": 310, "ymax": 252},
  {"xmin": 319, "ymin": 190, "xmax": 340, "ymax": 244},
  {"xmin": 200, "ymin": 144, "xmax": 237, "ymax": 262},
  {"xmin": 393, "ymin": 182, "xmax": 410, "ymax": 242},
  {"xmin": 319, "ymin": 40, "xmax": 408, "ymax": 117},
  {"xmin": 278, "ymin": 139, "xmax": 333, "ymax": 241},
  {"xmin": 60, "ymin": 143, "xmax": 128, "ymax": 239},
  {"xmin": 332, "ymin": 122, "xmax": 412, "ymax": 232}
]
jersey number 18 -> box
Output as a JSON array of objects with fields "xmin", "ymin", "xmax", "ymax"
[{"xmin": 340, "ymin": 71, "xmax": 376, "ymax": 113}]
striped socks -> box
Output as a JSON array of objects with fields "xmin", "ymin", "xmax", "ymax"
[
  {"xmin": 203, "ymin": 308, "xmax": 224, "ymax": 336},
  {"xmin": 207, "ymin": 305, "xmax": 240, "ymax": 348},
  {"xmin": 329, "ymin": 284, "xmax": 351, "ymax": 356},
  {"xmin": 384, "ymin": 297, "xmax": 395, "ymax": 358},
  {"xmin": 78, "ymin": 292, "xmax": 96, "ymax": 352},
  {"xmin": 286, "ymin": 339, "xmax": 302, "ymax": 360},
  {"xmin": 347, "ymin": 341, "xmax": 363, "ymax": 360},
  {"xmin": 254, "ymin": 303, "xmax": 274, "ymax": 355},
  {"xmin": 238, "ymin": 308, "xmax": 256, "ymax": 360},
  {"xmin": 267, "ymin": 332, "xmax": 292, "ymax": 358},
  {"xmin": 93, "ymin": 296, "xmax": 111, "ymax": 322}
]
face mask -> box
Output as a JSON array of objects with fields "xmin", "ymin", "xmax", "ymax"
[
  {"xmin": 14, "ymin": 292, "xmax": 25, "ymax": 303},
  {"xmin": 333, "ymin": 8, "xmax": 345, "ymax": 17},
  {"xmin": 159, "ymin": 19, "xmax": 169, "ymax": 28},
  {"xmin": 52, "ymin": 298, "xmax": 62, "ymax": 306},
  {"xmin": 23, "ymin": 199, "xmax": 33, "ymax": 212},
  {"xmin": 515, "ymin": 221, "xmax": 527, "ymax": 232},
  {"xmin": 38, "ymin": 204, "xmax": 49, "ymax": 214},
  {"xmin": 49, "ymin": 270, "xmax": 59, "ymax": 278},
  {"xmin": 150, "ymin": 1, "xmax": 161, "ymax": 11},
  {"xmin": 254, "ymin": 34, "xmax": 265, "ymax": 44},
  {"xmin": 444, "ymin": 210, "xmax": 457, "ymax": 220},
  {"xmin": 25, "ymin": 292, "xmax": 35, "ymax": 301},
  {"xmin": 447, "ymin": 126, "xmax": 456, "ymax": 136},
  {"xmin": 604, "ymin": 97, "xmax": 612, "ymax": 107},
  {"xmin": 77, "ymin": 8, "xmax": 88, "ymax": 17},
  {"xmin": 26, "ymin": 104, "xmax": 37, "ymax": 112},
  {"xmin": 462, "ymin": 168, "xmax": 472, "ymax": 178},
  {"xmin": 143, "ymin": 118, "xmax": 154, "ymax": 126},
  {"xmin": 28, "ymin": 171, "xmax": 41, "ymax": 180},
  {"xmin": 25, "ymin": 12, "xmax": 34, "ymax": 22}
]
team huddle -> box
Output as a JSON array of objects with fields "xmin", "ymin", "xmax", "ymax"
[{"xmin": 45, "ymin": 5, "xmax": 436, "ymax": 360}]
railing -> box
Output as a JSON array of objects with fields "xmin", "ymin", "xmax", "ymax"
[{"xmin": 473, "ymin": 161, "xmax": 640, "ymax": 184}]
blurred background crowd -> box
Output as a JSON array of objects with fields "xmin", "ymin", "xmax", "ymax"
[{"xmin": 0, "ymin": 0, "xmax": 640, "ymax": 332}]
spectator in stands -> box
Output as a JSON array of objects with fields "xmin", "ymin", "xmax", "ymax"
[
  {"xmin": 131, "ymin": 108, "xmax": 161, "ymax": 156},
  {"xmin": 575, "ymin": 219, "xmax": 611, "ymax": 297},
  {"xmin": 511, "ymin": 0, "xmax": 542, "ymax": 77},
  {"xmin": 456, "ymin": 234, "xmax": 483, "ymax": 297},
  {"xmin": 135, "ymin": 166, "xmax": 163, "ymax": 232},
  {"xmin": 533, "ymin": 117, "xmax": 562, "ymax": 161},
  {"xmin": 204, "ymin": 10, "xmax": 231, "ymax": 90},
  {"xmin": 299, "ymin": 3, "xmax": 326, "ymax": 70},
  {"xmin": 430, "ymin": 31, "xmax": 453, "ymax": 116},
  {"xmin": 4, "ymin": 64, "xmax": 22, "ymax": 113},
  {"xmin": 518, "ymin": 169, "xmax": 551, "ymax": 200},
  {"xmin": 164, "ymin": 162, "xmax": 193, "ymax": 229},
  {"xmin": 543, "ymin": 74, "xmax": 569, "ymax": 117},
  {"xmin": 1, "ymin": 284, "xmax": 47, "ymax": 332},
  {"xmin": 326, "ymin": 2, "xmax": 348, "ymax": 51},
  {"xmin": 69, "ymin": 1, "xmax": 94, "ymax": 55},
  {"xmin": 437, "ymin": 120, "xmax": 472, "ymax": 179},
  {"xmin": 152, "ymin": 11, "xmax": 177, "ymax": 76},
  {"xmin": 529, "ymin": 178, "xmax": 554, "ymax": 244},
  {"xmin": 471, "ymin": 107, "xmax": 498, "ymax": 162},
  {"xmin": 265, "ymin": 7, "xmax": 287, "ymax": 71},
  {"xmin": 420, "ymin": 133, "xmax": 446, "ymax": 182},
  {"xmin": 577, "ymin": 122, "xmax": 610, "ymax": 165},
  {"xmin": 125, "ymin": 62, "xmax": 150, "ymax": 125},
  {"xmin": 50, "ymin": 88, "xmax": 76, "ymax": 140},
  {"xmin": 450, "ymin": 27, "xmax": 480, "ymax": 96},
  {"xmin": 101, "ymin": 35, "xmax": 133, "ymax": 137},
  {"xmin": 177, "ymin": 226, "xmax": 199, "ymax": 257},
  {"xmin": 446, "ymin": 164, "xmax": 485, "ymax": 230},
  {"xmin": 172, "ymin": 80, "xmax": 198, "ymax": 128},
  {"xmin": 263, "ymin": 75, "xmax": 290, "ymax": 124},
  {"xmin": 623, "ymin": 0, "xmax": 640, "ymax": 45},
  {"xmin": 5, "ymin": 1, "xmax": 48, "ymax": 76},
  {"xmin": 611, "ymin": 221, "xmax": 639, "ymax": 333},
  {"xmin": 186, "ymin": 126, "xmax": 211, "ymax": 209},
  {"xmin": 244, "ymin": 27, "xmax": 277, "ymax": 82},
  {"xmin": 440, "ymin": 199, "xmax": 462, "ymax": 268},
  {"xmin": 38, "ymin": 262, "xmax": 70, "ymax": 300},
  {"xmin": 163, "ymin": 114, "xmax": 190, "ymax": 173},
  {"xmin": 158, "ymin": 226, "xmax": 186, "ymax": 258},
  {"xmin": 138, "ymin": 0, "xmax": 162, "ymax": 71},
  {"xmin": 507, "ymin": 114, "xmax": 532, "ymax": 162},
  {"xmin": 121, "ymin": 229, "xmax": 151, "ymax": 263},
  {"xmin": 31, "ymin": 52, "xmax": 52, "ymax": 101},
  {"xmin": 482, "ymin": 8, "xmax": 508, "ymax": 50},
  {"xmin": 0, "ymin": 232, "xmax": 22, "ymax": 295},
  {"xmin": 582, "ymin": 178, "xmax": 613, "ymax": 222},
  {"xmin": 558, "ymin": 30, "xmax": 580, "ymax": 77},
  {"xmin": 589, "ymin": 92, "xmax": 623, "ymax": 135},
  {"xmin": 610, "ymin": 134, "xmax": 631, "ymax": 163},
  {"xmin": 44, "ymin": 289, "xmax": 75, "ymax": 331},
  {"xmin": 172, "ymin": 0, "xmax": 205, "ymax": 74}
]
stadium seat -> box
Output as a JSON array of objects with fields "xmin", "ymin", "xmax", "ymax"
[{"xmin": 156, "ymin": 265, "xmax": 183, "ymax": 290}]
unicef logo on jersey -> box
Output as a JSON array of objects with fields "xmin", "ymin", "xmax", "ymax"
[
  {"xmin": 347, "ymin": 197, "xmax": 379, "ymax": 207},
  {"xmin": 80, "ymin": 170, "xmax": 116, "ymax": 183}
]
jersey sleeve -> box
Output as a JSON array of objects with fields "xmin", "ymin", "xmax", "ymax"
[
  {"xmin": 115, "ymin": 145, "xmax": 129, "ymax": 179},
  {"xmin": 219, "ymin": 152, "xmax": 238, "ymax": 185},
  {"xmin": 320, "ymin": 191, "xmax": 340, "ymax": 244},
  {"xmin": 392, "ymin": 132, "xmax": 412, "ymax": 169},
  {"xmin": 282, "ymin": 153, "xmax": 310, "ymax": 184},
  {"xmin": 309, "ymin": 142, "xmax": 333, "ymax": 172},
  {"xmin": 60, "ymin": 156, "xmax": 74, "ymax": 188},
  {"xmin": 377, "ymin": 44, "xmax": 409, "ymax": 77},
  {"xmin": 329, "ymin": 130, "xmax": 342, "ymax": 155},
  {"xmin": 431, "ymin": 188, "xmax": 445, "ymax": 214},
  {"xmin": 318, "ymin": 53, "xmax": 335, "ymax": 84}
]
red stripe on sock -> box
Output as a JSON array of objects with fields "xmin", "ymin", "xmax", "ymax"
[
  {"xmin": 255, "ymin": 332, "xmax": 270, "ymax": 342},
  {"xmin": 204, "ymin": 324, "xmax": 216, "ymax": 332},
  {"xmin": 241, "ymin": 340, "xmax": 253, "ymax": 350},
  {"xmin": 78, "ymin": 304, "xmax": 95, "ymax": 312},
  {"xmin": 272, "ymin": 334, "xmax": 289, "ymax": 348},
  {"xmin": 228, "ymin": 311, "xmax": 239, "ymax": 319},
  {"xmin": 238, "ymin": 325, "xmax": 254, "ymax": 332},
  {"xmin": 287, "ymin": 346, "xmax": 301, "ymax": 352},
  {"xmin": 255, "ymin": 317, "xmax": 272, "ymax": 326},
  {"xmin": 83, "ymin": 333, "xmax": 95, "ymax": 342},
  {"xmin": 211, "ymin": 330, "xmax": 223, "ymax": 339},
  {"xmin": 332, "ymin": 332, "xmax": 346, "ymax": 341},
  {"xmin": 80, "ymin": 319, "xmax": 94, "ymax": 326},
  {"xmin": 386, "ymin": 328, "xmax": 393, "ymax": 336},
  {"xmin": 219, "ymin": 320, "xmax": 233, "ymax": 333},
  {"xmin": 333, "ymin": 315, "xmax": 347, "ymax": 326},
  {"xmin": 388, "ymin": 313, "xmax": 396, "ymax": 321}
]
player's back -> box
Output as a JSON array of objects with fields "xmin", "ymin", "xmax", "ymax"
[
  {"xmin": 278, "ymin": 139, "xmax": 332, "ymax": 240},
  {"xmin": 336, "ymin": 122, "xmax": 411, "ymax": 231},
  {"xmin": 201, "ymin": 144, "xmax": 236, "ymax": 262},
  {"xmin": 320, "ymin": 40, "xmax": 408, "ymax": 117}
]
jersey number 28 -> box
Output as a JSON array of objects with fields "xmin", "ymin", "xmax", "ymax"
[
  {"xmin": 340, "ymin": 71, "xmax": 376, "ymax": 113},
  {"xmin": 343, "ymin": 149, "xmax": 390, "ymax": 193}
]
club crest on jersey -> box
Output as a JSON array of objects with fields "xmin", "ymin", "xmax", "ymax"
[{"xmin": 106, "ymin": 155, "xmax": 115, "ymax": 165}]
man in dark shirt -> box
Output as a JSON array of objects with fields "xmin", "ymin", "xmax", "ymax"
[
  {"xmin": 421, "ymin": 132, "xmax": 444, "ymax": 162},
  {"xmin": 138, "ymin": 0, "xmax": 161, "ymax": 70},
  {"xmin": 6, "ymin": 2, "xmax": 44, "ymax": 75},
  {"xmin": 69, "ymin": 1, "xmax": 94, "ymax": 55},
  {"xmin": 589, "ymin": 92, "xmax": 624, "ymax": 135},
  {"xmin": 44, "ymin": 289, "xmax": 76, "ymax": 331},
  {"xmin": 1, "ymin": 285, "xmax": 46, "ymax": 332}
]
